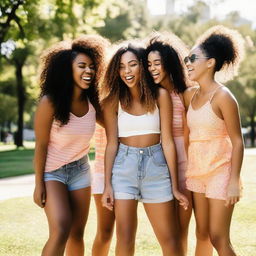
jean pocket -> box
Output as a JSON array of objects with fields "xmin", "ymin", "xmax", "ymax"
[
  {"xmin": 152, "ymin": 149, "xmax": 167, "ymax": 167},
  {"xmin": 114, "ymin": 149, "xmax": 126, "ymax": 165}
]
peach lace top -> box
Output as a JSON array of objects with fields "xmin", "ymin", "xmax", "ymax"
[{"xmin": 186, "ymin": 87, "xmax": 232, "ymax": 177}]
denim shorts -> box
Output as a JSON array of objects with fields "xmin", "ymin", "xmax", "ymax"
[
  {"xmin": 112, "ymin": 143, "xmax": 173, "ymax": 203},
  {"xmin": 44, "ymin": 155, "xmax": 90, "ymax": 191}
]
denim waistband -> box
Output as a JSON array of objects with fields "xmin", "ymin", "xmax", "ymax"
[
  {"xmin": 118, "ymin": 143, "xmax": 162, "ymax": 156},
  {"xmin": 62, "ymin": 155, "xmax": 88, "ymax": 168}
]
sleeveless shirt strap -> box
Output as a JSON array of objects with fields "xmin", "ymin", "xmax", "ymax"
[
  {"xmin": 209, "ymin": 86, "xmax": 223, "ymax": 103},
  {"xmin": 190, "ymin": 87, "xmax": 199, "ymax": 105}
]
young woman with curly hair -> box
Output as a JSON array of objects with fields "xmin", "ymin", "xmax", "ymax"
[
  {"xmin": 101, "ymin": 43, "xmax": 188, "ymax": 256},
  {"xmin": 33, "ymin": 35, "xmax": 108, "ymax": 256},
  {"xmin": 183, "ymin": 25, "xmax": 244, "ymax": 256},
  {"xmin": 145, "ymin": 32, "xmax": 195, "ymax": 255}
]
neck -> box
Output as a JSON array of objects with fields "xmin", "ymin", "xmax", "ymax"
[
  {"xmin": 73, "ymin": 86, "xmax": 84, "ymax": 102},
  {"xmin": 129, "ymin": 85, "xmax": 140, "ymax": 100},
  {"xmin": 160, "ymin": 77, "xmax": 174, "ymax": 93}
]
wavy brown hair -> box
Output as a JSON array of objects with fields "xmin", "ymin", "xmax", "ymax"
[
  {"xmin": 39, "ymin": 35, "xmax": 109, "ymax": 125},
  {"xmin": 101, "ymin": 43, "xmax": 158, "ymax": 112}
]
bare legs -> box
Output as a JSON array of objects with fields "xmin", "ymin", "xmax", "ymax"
[
  {"xmin": 114, "ymin": 199, "xmax": 183, "ymax": 256},
  {"xmin": 42, "ymin": 181, "xmax": 90, "ymax": 256},
  {"xmin": 193, "ymin": 192, "xmax": 237, "ymax": 256},
  {"xmin": 177, "ymin": 188, "xmax": 193, "ymax": 255},
  {"xmin": 92, "ymin": 194, "xmax": 115, "ymax": 256},
  {"xmin": 193, "ymin": 192, "xmax": 213, "ymax": 256}
]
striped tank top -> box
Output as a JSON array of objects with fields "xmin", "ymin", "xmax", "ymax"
[{"xmin": 44, "ymin": 100, "xmax": 96, "ymax": 172}]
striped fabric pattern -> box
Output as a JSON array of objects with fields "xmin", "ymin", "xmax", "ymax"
[{"xmin": 45, "ymin": 102, "xmax": 96, "ymax": 172}]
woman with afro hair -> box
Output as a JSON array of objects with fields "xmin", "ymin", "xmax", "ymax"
[
  {"xmin": 184, "ymin": 25, "xmax": 244, "ymax": 256},
  {"xmin": 33, "ymin": 35, "xmax": 108, "ymax": 256}
]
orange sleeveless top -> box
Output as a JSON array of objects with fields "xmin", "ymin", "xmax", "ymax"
[
  {"xmin": 186, "ymin": 87, "xmax": 232, "ymax": 177},
  {"xmin": 45, "ymin": 101, "xmax": 96, "ymax": 172}
]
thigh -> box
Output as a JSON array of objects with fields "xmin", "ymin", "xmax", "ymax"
[
  {"xmin": 144, "ymin": 200, "xmax": 179, "ymax": 238},
  {"xmin": 114, "ymin": 200, "xmax": 138, "ymax": 238},
  {"xmin": 193, "ymin": 192, "xmax": 209, "ymax": 234},
  {"xmin": 44, "ymin": 181, "xmax": 72, "ymax": 229},
  {"xmin": 209, "ymin": 198, "xmax": 234, "ymax": 237},
  {"xmin": 69, "ymin": 187, "xmax": 91, "ymax": 231},
  {"xmin": 94, "ymin": 194, "xmax": 115, "ymax": 231}
]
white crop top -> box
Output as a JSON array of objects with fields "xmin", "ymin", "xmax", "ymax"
[{"xmin": 118, "ymin": 103, "xmax": 160, "ymax": 137}]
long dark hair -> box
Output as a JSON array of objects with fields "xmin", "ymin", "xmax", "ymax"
[
  {"xmin": 101, "ymin": 43, "xmax": 158, "ymax": 112},
  {"xmin": 145, "ymin": 36, "xmax": 187, "ymax": 93},
  {"xmin": 39, "ymin": 35, "xmax": 108, "ymax": 125}
]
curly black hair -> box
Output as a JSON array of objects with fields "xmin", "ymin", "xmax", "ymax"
[
  {"xmin": 39, "ymin": 35, "xmax": 109, "ymax": 125},
  {"xmin": 196, "ymin": 25, "xmax": 244, "ymax": 78},
  {"xmin": 101, "ymin": 43, "xmax": 158, "ymax": 112},
  {"xmin": 145, "ymin": 34, "xmax": 187, "ymax": 93}
]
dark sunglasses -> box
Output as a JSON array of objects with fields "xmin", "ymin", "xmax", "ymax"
[{"xmin": 184, "ymin": 54, "xmax": 210, "ymax": 64}]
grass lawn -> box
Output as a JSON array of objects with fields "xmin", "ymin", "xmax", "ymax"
[
  {"xmin": 0, "ymin": 154, "xmax": 255, "ymax": 255},
  {"xmin": 0, "ymin": 143, "xmax": 95, "ymax": 179}
]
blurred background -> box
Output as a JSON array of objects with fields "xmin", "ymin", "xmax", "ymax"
[{"xmin": 0, "ymin": 0, "xmax": 256, "ymax": 149}]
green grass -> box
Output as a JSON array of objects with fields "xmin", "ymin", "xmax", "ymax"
[
  {"xmin": 0, "ymin": 143, "xmax": 95, "ymax": 178},
  {"xmin": 0, "ymin": 154, "xmax": 255, "ymax": 255}
]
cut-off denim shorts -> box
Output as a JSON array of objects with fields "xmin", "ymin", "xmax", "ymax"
[
  {"xmin": 44, "ymin": 155, "xmax": 90, "ymax": 191},
  {"xmin": 112, "ymin": 143, "xmax": 173, "ymax": 203}
]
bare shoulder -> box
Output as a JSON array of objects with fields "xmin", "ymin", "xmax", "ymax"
[
  {"xmin": 215, "ymin": 86, "xmax": 238, "ymax": 106},
  {"xmin": 37, "ymin": 95, "xmax": 54, "ymax": 114},
  {"xmin": 157, "ymin": 87, "xmax": 171, "ymax": 106},
  {"xmin": 183, "ymin": 86, "xmax": 199, "ymax": 107}
]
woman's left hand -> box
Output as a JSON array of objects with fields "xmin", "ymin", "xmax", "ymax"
[
  {"xmin": 173, "ymin": 189, "xmax": 189, "ymax": 210},
  {"xmin": 225, "ymin": 179, "xmax": 241, "ymax": 207}
]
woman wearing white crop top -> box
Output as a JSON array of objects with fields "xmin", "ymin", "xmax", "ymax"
[{"xmin": 101, "ymin": 43, "xmax": 189, "ymax": 256}]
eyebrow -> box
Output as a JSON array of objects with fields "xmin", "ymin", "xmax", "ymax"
[
  {"xmin": 77, "ymin": 61, "xmax": 94, "ymax": 65},
  {"xmin": 120, "ymin": 59, "xmax": 138, "ymax": 65},
  {"xmin": 148, "ymin": 59, "xmax": 161, "ymax": 62}
]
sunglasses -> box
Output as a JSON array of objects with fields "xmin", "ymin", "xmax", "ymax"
[{"xmin": 184, "ymin": 54, "xmax": 210, "ymax": 64}]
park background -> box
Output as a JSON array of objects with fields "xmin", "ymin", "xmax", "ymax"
[{"xmin": 0, "ymin": 0, "xmax": 256, "ymax": 255}]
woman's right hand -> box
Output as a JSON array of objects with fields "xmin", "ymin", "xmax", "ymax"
[
  {"xmin": 102, "ymin": 185, "xmax": 114, "ymax": 211},
  {"xmin": 33, "ymin": 181, "xmax": 46, "ymax": 208}
]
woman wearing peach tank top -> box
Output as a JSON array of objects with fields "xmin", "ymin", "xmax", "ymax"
[
  {"xmin": 33, "ymin": 35, "xmax": 108, "ymax": 256},
  {"xmin": 146, "ymin": 33, "xmax": 193, "ymax": 255},
  {"xmin": 184, "ymin": 26, "xmax": 244, "ymax": 256}
]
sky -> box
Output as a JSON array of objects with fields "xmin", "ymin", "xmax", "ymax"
[{"xmin": 147, "ymin": 0, "xmax": 256, "ymax": 27}]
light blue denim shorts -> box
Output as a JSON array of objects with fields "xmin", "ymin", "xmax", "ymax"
[
  {"xmin": 112, "ymin": 143, "xmax": 173, "ymax": 203},
  {"xmin": 44, "ymin": 155, "xmax": 90, "ymax": 191}
]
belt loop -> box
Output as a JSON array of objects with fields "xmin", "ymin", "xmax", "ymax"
[
  {"xmin": 126, "ymin": 146, "xmax": 129, "ymax": 156},
  {"xmin": 149, "ymin": 146, "xmax": 152, "ymax": 156}
]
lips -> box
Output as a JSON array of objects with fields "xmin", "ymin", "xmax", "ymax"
[
  {"xmin": 82, "ymin": 76, "xmax": 92, "ymax": 81},
  {"xmin": 125, "ymin": 75, "xmax": 134, "ymax": 81}
]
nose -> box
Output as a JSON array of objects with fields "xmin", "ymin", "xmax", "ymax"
[
  {"xmin": 124, "ymin": 66, "xmax": 131, "ymax": 74},
  {"xmin": 85, "ymin": 66, "xmax": 92, "ymax": 73}
]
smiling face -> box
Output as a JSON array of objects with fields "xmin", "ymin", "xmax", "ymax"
[
  {"xmin": 119, "ymin": 51, "xmax": 140, "ymax": 88},
  {"xmin": 72, "ymin": 53, "xmax": 96, "ymax": 90},
  {"xmin": 185, "ymin": 47, "xmax": 211, "ymax": 82},
  {"xmin": 147, "ymin": 50, "xmax": 168, "ymax": 85}
]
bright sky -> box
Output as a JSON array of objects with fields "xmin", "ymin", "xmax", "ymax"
[{"xmin": 147, "ymin": 0, "xmax": 256, "ymax": 27}]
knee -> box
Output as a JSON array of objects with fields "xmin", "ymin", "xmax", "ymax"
[
  {"xmin": 50, "ymin": 222, "xmax": 71, "ymax": 243},
  {"xmin": 97, "ymin": 227, "xmax": 113, "ymax": 243},
  {"xmin": 69, "ymin": 227, "xmax": 85, "ymax": 242},
  {"xmin": 196, "ymin": 227, "xmax": 210, "ymax": 241},
  {"xmin": 116, "ymin": 229, "xmax": 135, "ymax": 249},
  {"xmin": 209, "ymin": 233, "xmax": 228, "ymax": 250}
]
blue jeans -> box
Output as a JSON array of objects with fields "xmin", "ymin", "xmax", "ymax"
[
  {"xmin": 112, "ymin": 143, "xmax": 173, "ymax": 203},
  {"xmin": 44, "ymin": 155, "xmax": 90, "ymax": 191}
]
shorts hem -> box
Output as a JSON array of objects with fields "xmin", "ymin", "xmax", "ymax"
[
  {"xmin": 68, "ymin": 183, "xmax": 91, "ymax": 191},
  {"xmin": 141, "ymin": 196, "xmax": 173, "ymax": 203}
]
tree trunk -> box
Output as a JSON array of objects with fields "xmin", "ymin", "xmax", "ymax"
[
  {"xmin": 15, "ymin": 62, "xmax": 25, "ymax": 147},
  {"xmin": 250, "ymin": 114, "xmax": 255, "ymax": 147}
]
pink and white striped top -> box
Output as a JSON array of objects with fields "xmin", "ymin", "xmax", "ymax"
[
  {"xmin": 170, "ymin": 92, "xmax": 185, "ymax": 137},
  {"xmin": 44, "ymin": 101, "xmax": 96, "ymax": 172},
  {"xmin": 94, "ymin": 124, "xmax": 107, "ymax": 174}
]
